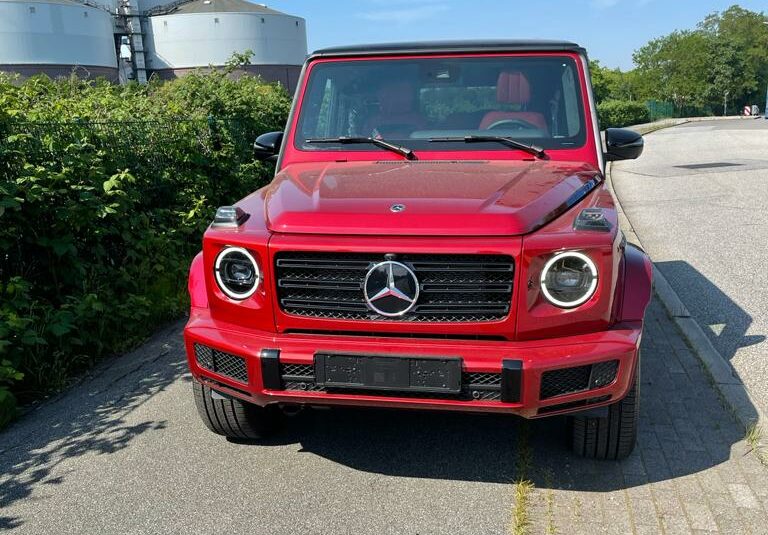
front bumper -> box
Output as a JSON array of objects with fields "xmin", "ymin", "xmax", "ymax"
[{"xmin": 184, "ymin": 308, "xmax": 641, "ymax": 418}]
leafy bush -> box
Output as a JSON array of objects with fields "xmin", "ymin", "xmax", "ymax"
[
  {"xmin": 0, "ymin": 359, "xmax": 24, "ymax": 428},
  {"xmin": 597, "ymin": 100, "xmax": 651, "ymax": 128},
  {"xmin": 0, "ymin": 68, "xmax": 291, "ymax": 426}
]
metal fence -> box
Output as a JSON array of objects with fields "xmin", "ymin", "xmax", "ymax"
[{"xmin": 646, "ymin": 100, "xmax": 710, "ymax": 121}]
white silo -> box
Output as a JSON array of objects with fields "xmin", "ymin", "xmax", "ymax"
[
  {"xmin": 143, "ymin": 0, "xmax": 307, "ymax": 89},
  {"xmin": 0, "ymin": 0, "xmax": 118, "ymax": 80}
]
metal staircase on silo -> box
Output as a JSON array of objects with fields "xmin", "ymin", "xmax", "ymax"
[{"xmin": 118, "ymin": 0, "xmax": 147, "ymax": 83}]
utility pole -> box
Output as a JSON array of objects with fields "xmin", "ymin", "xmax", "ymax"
[{"xmin": 724, "ymin": 90, "xmax": 729, "ymax": 116}]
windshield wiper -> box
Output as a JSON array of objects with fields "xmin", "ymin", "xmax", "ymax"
[
  {"xmin": 428, "ymin": 135, "xmax": 547, "ymax": 159},
  {"xmin": 305, "ymin": 137, "xmax": 417, "ymax": 160}
]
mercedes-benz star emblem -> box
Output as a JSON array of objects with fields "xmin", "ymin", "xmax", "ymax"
[
  {"xmin": 390, "ymin": 203, "xmax": 406, "ymax": 213},
  {"xmin": 363, "ymin": 261, "xmax": 419, "ymax": 317}
]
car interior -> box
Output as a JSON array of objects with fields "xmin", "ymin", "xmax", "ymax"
[{"xmin": 298, "ymin": 56, "xmax": 586, "ymax": 149}]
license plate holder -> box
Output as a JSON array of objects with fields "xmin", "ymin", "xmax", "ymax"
[{"xmin": 314, "ymin": 354, "xmax": 462, "ymax": 394}]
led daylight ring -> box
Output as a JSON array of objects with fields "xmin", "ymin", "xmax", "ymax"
[
  {"xmin": 540, "ymin": 251, "xmax": 598, "ymax": 308},
  {"xmin": 214, "ymin": 247, "xmax": 260, "ymax": 300}
]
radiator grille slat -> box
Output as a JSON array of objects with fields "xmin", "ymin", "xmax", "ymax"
[{"xmin": 275, "ymin": 252, "xmax": 514, "ymax": 323}]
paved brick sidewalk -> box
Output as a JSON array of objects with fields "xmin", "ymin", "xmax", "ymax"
[
  {"xmin": 522, "ymin": 298, "xmax": 768, "ymax": 535},
  {"xmin": 1, "ymin": 294, "xmax": 765, "ymax": 535}
]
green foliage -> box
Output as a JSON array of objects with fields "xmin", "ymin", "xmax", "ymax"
[
  {"xmin": 0, "ymin": 67, "xmax": 291, "ymax": 427},
  {"xmin": 421, "ymin": 86, "xmax": 498, "ymax": 122},
  {"xmin": 589, "ymin": 60, "xmax": 638, "ymax": 103},
  {"xmin": 0, "ymin": 359, "xmax": 23, "ymax": 428},
  {"xmin": 633, "ymin": 30, "xmax": 713, "ymax": 110},
  {"xmin": 590, "ymin": 5, "xmax": 768, "ymax": 119},
  {"xmin": 597, "ymin": 100, "xmax": 651, "ymax": 128},
  {"xmin": 630, "ymin": 5, "xmax": 768, "ymax": 115}
]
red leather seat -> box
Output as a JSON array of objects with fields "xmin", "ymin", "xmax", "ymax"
[
  {"xmin": 479, "ymin": 72, "xmax": 548, "ymax": 132},
  {"xmin": 363, "ymin": 81, "xmax": 426, "ymax": 138}
]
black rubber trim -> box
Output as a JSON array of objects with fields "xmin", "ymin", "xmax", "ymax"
[
  {"xmin": 260, "ymin": 349, "xmax": 283, "ymax": 390},
  {"xmin": 501, "ymin": 359, "xmax": 523, "ymax": 403},
  {"xmin": 310, "ymin": 40, "xmax": 586, "ymax": 59}
]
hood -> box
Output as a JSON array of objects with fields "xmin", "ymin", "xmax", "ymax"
[{"xmin": 262, "ymin": 160, "xmax": 601, "ymax": 236}]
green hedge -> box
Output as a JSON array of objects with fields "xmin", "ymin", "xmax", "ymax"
[
  {"xmin": 0, "ymin": 70, "xmax": 291, "ymax": 426},
  {"xmin": 597, "ymin": 100, "xmax": 651, "ymax": 129}
]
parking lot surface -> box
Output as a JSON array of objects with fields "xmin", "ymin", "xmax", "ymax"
[
  {"xmin": 612, "ymin": 119, "xmax": 768, "ymax": 418},
  {"xmin": 1, "ymin": 296, "xmax": 766, "ymax": 534}
]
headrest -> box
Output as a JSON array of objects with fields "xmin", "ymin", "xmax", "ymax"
[
  {"xmin": 496, "ymin": 71, "xmax": 531, "ymax": 105},
  {"xmin": 378, "ymin": 82, "xmax": 416, "ymax": 115}
]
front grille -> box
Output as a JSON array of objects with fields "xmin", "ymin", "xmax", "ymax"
[
  {"xmin": 463, "ymin": 372, "xmax": 503, "ymax": 401},
  {"xmin": 284, "ymin": 329, "xmax": 506, "ymax": 341},
  {"xmin": 274, "ymin": 252, "xmax": 514, "ymax": 322},
  {"xmin": 539, "ymin": 360, "xmax": 619, "ymax": 400},
  {"xmin": 194, "ymin": 344, "xmax": 248, "ymax": 383},
  {"xmin": 279, "ymin": 364, "xmax": 503, "ymax": 401}
]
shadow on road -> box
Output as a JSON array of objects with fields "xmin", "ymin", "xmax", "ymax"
[
  {"xmin": 0, "ymin": 320, "xmax": 188, "ymax": 530},
  {"xmin": 244, "ymin": 298, "xmax": 753, "ymax": 492},
  {"xmin": 0, "ymin": 274, "xmax": 760, "ymax": 528},
  {"xmin": 656, "ymin": 260, "xmax": 765, "ymax": 362}
]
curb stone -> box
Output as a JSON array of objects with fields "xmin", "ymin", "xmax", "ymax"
[{"xmin": 605, "ymin": 133, "xmax": 767, "ymax": 433}]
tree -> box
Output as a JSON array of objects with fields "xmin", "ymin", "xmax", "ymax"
[
  {"xmin": 589, "ymin": 60, "xmax": 639, "ymax": 103},
  {"xmin": 633, "ymin": 30, "xmax": 713, "ymax": 109},
  {"xmin": 628, "ymin": 5, "xmax": 768, "ymax": 115},
  {"xmin": 699, "ymin": 5, "xmax": 768, "ymax": 106}
]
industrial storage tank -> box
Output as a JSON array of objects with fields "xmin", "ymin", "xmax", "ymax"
[
  {"xmin": 143, "ymin": 0, "xmax": 307, "ymax": 90},
  {"xmin": 0, "ymin": 0, "xmax": 118, "ymax": 80}
]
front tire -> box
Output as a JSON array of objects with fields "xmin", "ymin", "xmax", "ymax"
[
  {"xmin": 193, "ymin": 381, "xmax": 279, "ymax": 440},
  {"xmin": 571, "ymin": 364, "xmax": 639, "ymax": 460}
]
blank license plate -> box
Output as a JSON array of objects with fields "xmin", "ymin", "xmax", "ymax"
[{"xmin": 314, "ymin": 354, "xmax": 462, "ymax": 394}]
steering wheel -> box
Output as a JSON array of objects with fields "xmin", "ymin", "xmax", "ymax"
[{"xmin": 486, "ymin": 119, "xmax": 541, "ymax": 131}]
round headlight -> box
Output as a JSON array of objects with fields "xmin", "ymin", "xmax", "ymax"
[
  {"xmin": 214, "ymin": 247, "xmax": 260, "ymax": 299},
  {"xmin": 540, "ymin": 251, "xmax": 598, "ymax": 308}
]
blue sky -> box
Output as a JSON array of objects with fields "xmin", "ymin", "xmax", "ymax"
[{"xmin": 264, "ymin": 0, "xmax": 767, "ymax": 70}]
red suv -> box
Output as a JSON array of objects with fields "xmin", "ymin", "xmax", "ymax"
[{"xmin": 184, "ymin": 41, "xmax": 651, "ymax": 460}]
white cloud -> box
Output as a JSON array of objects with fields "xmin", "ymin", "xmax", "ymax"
[{"xmin": 358, "ymin": 4, "xmax": 449, "ymax": 25}]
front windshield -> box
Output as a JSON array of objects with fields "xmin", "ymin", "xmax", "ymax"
[{"xmin": 296, "ymin": 55, "xmax": 587, "ymax": 152}]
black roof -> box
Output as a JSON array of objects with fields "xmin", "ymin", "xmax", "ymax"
[{"xmin": 311, "ymin": 40, "xmax": 585, "ymax": 59}]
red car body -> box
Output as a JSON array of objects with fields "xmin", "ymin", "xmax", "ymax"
[{"xmin": 184, "ymin": 41, "xmax": 652, "ymax": 423}]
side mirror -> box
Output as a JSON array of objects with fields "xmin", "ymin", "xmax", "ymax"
[
  {"xmin": 605, "ymin": 128, "xmax": 644, "ymax": 161},
  {"xmin": 253, "ymin": 131, "xmax": 284, "ymax": 162}
]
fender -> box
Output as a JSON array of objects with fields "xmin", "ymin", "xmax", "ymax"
[
  {"xmin": 619, "ymin": 243, "xmax": 653, "ymax": 322},
  {"xmin": 188, "ymin": 251, "xmax": 208, "ymax": 309}
]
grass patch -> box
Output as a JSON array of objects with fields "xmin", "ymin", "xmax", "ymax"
[
  {"xmin": 543, "ymin": 469, "xmax": 556, "ymax": 535},
  {"xmin": 745, "ymin": 423, "xmax": 768, "ymax": 467},
  {"xmin": 509, "ymin": 422, "xmax": 534, "ymax": 535},
  {"xmin": 510, "ymin": 480, "xmax": 534, "ymax": 535}
]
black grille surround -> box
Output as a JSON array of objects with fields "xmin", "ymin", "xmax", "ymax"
[
  {"xmin": 279, "ymin": 363, "xmax": 503, "ymax": 401},
  {"xmin": 539, "ymin": 360, "xmax": 619, "ymax": 400},
  {"xmin": 274, "ymin": 252, "xmax": 514, "ymax": 323},
  {"xmin": 194, "ymin": 344, "xmax": 248, "ymax": 383}
]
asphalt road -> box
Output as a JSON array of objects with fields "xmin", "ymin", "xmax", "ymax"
[{"xmin": 612, "ymin": 118, "xmax": 768, "ymax": 417}]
